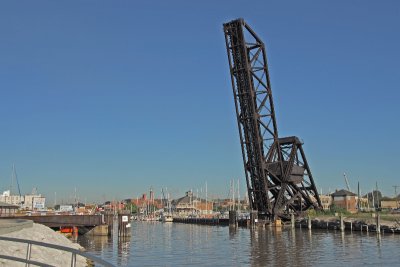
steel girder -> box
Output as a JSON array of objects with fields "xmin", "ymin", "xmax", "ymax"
[{"xmin": 223, "ymin": 18, "xmax": 322, "ymax": 220}]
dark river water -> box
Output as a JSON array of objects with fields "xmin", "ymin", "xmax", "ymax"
[{"xmin": 77, "ymin": 221, "xmax": 400, "ymax": 266}]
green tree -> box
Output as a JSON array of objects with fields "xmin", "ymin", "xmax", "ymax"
[{"xmin": 124, "ymin": 203, "xmax": 138, "ymax": 214}]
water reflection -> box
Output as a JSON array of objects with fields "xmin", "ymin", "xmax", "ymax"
[
  {"xmin": 77, "ymin": 222, "xmax": 400, "ymax": 267},
  {"xmin": 117, "ymin": 236, "xmax": 130, "ymax": 266},
  {"xmin": 229, "ymin": 225, "xmax": 237, "ymax": 238},
  {"xmin": 90, "ymin": 235, "xmax": 109, "ymax": 252},
  {"xmin": 249, "ymin": 227, "xmax": 303, "ymax": 266}
]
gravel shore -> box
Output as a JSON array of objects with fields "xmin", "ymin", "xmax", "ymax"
[{"xmin": 0, "ymin": 223, "xmax": 87, "ymax": 266}]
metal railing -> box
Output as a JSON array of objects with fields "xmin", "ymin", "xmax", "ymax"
[{"xmin": 0, "ymin": 236, "xmax": 115, "ymax": 267}]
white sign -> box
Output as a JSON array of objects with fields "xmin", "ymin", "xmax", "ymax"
[
  {"xmin": 122, "ymin": 215, "xmax": 128, "ymax": 222},
  {"xmin": 33, "ymin": 197, "xmax": 46, "ymax": 209},
  {"xmin": 34, "ymin": 203, "xmax": 45, "ymax": 209}
]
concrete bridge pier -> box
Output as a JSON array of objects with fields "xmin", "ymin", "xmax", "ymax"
[{"xmin": 85, "ymin": 225, "xmax": 109, "ymax": 236}]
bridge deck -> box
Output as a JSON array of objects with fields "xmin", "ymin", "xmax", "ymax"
[{"xmin": 0, "ymin": 215, "xmax": 103, "ymax": 228}]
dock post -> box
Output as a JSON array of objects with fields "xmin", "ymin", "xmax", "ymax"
[
  {"xmin": 291, "ymin": 213, "xmax": 295, "ymax": 229},
  {"xmin": 376, "ymin": 213, "xmax": 381, "ymax": 234},
  {"xmin": 307, "ymin": 215, "xmax": 311, "ymax": 230},
  {"xmin": 340, "ymin": 214, "xmax": 344, "ymax": 232},
  {"xmin": 104, "ymin": 211, "xmax": 114, "ymax": 236},
  {"xmin": 229, "ymin": 210, "xmax": 237, "ymax": 227},
  {"xmin": 118, "ymin": 210, "xmax": 131, "ymax": 237}
]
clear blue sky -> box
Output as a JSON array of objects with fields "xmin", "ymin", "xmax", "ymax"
[{"xmin": 0, "ymin": 1, "xmax": 399, "ymax": 204}]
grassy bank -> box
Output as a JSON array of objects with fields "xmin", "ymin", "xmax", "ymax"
[{"xmin": 307, "ymin": 210, "xmax": 400, "ymax": 227}]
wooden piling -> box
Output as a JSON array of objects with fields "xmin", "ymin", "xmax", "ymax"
[
  {"xmin": 118, "ymin": 210, "xmax": 131, "ymax": 237},
  {"xmin": 103, "ymin": 211, "xmax": 114, "ymax": 236},
  {"xmin": 340, "ymin": 214, "xmax": 344, "ymax": 232},
  {"xmin": 229, "ymin": 210, "xmax": 237, "ymax": 227}
]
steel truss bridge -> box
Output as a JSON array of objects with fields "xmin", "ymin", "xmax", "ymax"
[{"xmin": 223, "ymin": 18, "xmax": 322, "ymax": 220}]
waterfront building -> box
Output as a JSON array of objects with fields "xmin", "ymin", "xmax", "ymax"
[
  {"xmin": 213, "ymin": 198, "xmax": 248, "ymax": 212},
  {"xmin": 131, "ymin": 195, "xmax": 163, "ymax": 214},
  {"xmin": 331, "ymin": 189, "xmax": 357, "ymax": 213},
  {"xmin": 381, "ymin": 200, "xmax": 400, "ymax": 210},
  {"xmin": 0, "ymin": 201, "xmax": 19, "ymax": 217},
  {"xmin": 172, "ymin": 191, "xmax": 213, "ymax": 215},
  {"xmin": 356, "ymin": 196, "xmax": 369, "ymax": 211},
  {"xmin": 23, "ymin": 194, "xmax": 46, "ymax": 210},
  {"xmin": 319, "ymin": 194, "xmax": 332, "ymax": 210},
  {"xmin": 0, "ymin": 190, "xmax": 24, "ymax": 206},
  {"xmin": 0, "ymin": 190, "xmax": 46, "ymax": 210}
]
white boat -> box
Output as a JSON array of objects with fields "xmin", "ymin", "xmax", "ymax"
[{"xmin": 162, "ymin": 214, "xmax": 173, "ymax": 222}]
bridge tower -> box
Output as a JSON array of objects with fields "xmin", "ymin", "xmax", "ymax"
[{"xmin": 223, "ymin": 18, "xmax": 322, "ymax": 220}]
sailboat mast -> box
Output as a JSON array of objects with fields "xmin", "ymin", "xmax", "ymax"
[{"xmin": 205, "ymin": 181, "xmax": 208, "ymax": 215}]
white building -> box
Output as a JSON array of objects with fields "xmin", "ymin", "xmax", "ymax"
[
  {"xmin": 23, "ymin": 194, "xmax": 46, "ymax": 210},
  {"xmin": 0, "ymin": 190, "xmax": 46, "ymax": 210},
  {"xmin": 0, "ymin": 190, "xmax": 24, "ymax": 206}
]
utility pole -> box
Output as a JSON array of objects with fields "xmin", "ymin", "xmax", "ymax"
[
  {"xmin": 357, "ymin": 182, "xmax": 360, "ymax": 211},
  {"xmin": 372, "ymin": 187, "xmax": 375, "ymax": 210}
]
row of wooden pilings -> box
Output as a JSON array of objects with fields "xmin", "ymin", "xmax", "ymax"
[
  {"xmin": 298, "ymin": 213, "xmax": 386, "ymax": 233},
  {"xmin": 228, "ymin": 211, "xmax": 396, "ymax": 234},
  {"xmin": 229, "ymin": 210, "xmax": 284, "ymax": 228}
]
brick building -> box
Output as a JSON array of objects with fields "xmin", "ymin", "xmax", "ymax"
[{"xmin": 331, "ymin": 189, "xmax": 357, "ymax": 213}]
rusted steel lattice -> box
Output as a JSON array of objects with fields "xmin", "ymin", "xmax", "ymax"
[{"xmin": 223, "ymin": 18, "xmax": 322, "ymax": 220}]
